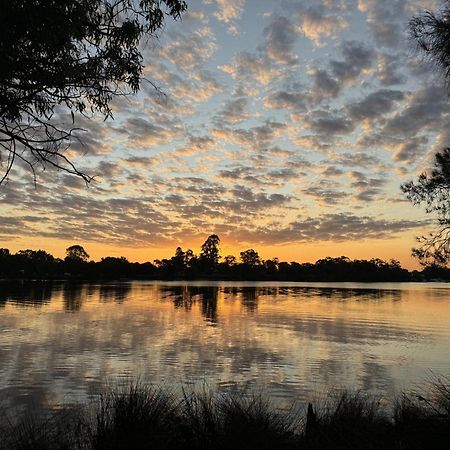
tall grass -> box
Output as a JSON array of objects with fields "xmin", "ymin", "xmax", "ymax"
[
  {"xmin": 93, "ymin": 384, "xmax": 180, "ymax": 450},
  {"xmin": 1, "ymin": 381, "xmax": 450, "ymax": 450}
]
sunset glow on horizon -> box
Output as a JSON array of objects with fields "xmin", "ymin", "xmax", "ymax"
[
  {"xmin": 1, "ymin": 231, "xmax": 428, "ymax": 270},
  {"xmin": 1, "ymin": 0, "xmax": 447, "ymax": 269}
]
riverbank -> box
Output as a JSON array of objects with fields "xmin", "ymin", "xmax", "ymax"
[
  {"xmin": 4, "ymin": 246, "xmax": 448, "ymax": 282},
  {"xmin": 1, "ymin": 381, "xmax": 449, "ymax": 450}
]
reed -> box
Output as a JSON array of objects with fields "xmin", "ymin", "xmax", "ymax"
[{"xmin": 1, "ymin": 381, "xmax": 450, "ymax": 450}]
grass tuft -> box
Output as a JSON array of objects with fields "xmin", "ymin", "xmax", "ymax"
[{"xmin": 1, "ymin": 380, "xmax": 450, "ymax": 449}]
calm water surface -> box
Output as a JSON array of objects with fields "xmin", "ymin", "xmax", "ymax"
[{"xmin": 1, "ymin": 281, "xmax": 450, "ymax": 412}]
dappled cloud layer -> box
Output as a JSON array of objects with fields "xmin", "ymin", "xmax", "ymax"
[{"xmin": 1, "ymin": 0, "xmax": 446, "ymax": 262}]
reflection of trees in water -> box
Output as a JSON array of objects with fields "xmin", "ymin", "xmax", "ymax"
[
  {"xmin": 0, "ymin": 282, "xmax": 135, "ymax": 311},
  {"xmin": 285, "ymin": 287, "xmax": 402, "ymax": 302},
  {"xmin": 161, "ymin": 285, "xmax": 219, "ymax": 324},
  {"xmin": 0, "ymin": 281, "xmax": 134, "ymax": 310},
  {"xmin": 223, "ymin": 286, "xmax": 273, "ymax": 313},
  {"xmin": 98, "ymin": 283, "xmax": 132, "ymax": 304},
  {"xmin": 62, "ymin": 283, "xmax": 84, "ymax": 311},
  {"xmin": 164, "ymin": 285, "xmax": 266, "ymax": 319},
  {"xmin": 163, "ymin": 285, "xmax": 402, "ymax": 321},
  {"xmin": 161, "ymin": 286, "xmax": 194, "ymax": 311},
  {"xmin": 199, "ymin": 286, "xmax": 218, "ymax": 325},
  {"xmin": 62, "ymin": 283, "xmax": 132, "ymax": 311},
  {"xmin": 223, "ymin": 286, "xmax": 265, "ymax": 313},
  {"xmin": 164, "ymin": 285, "xmax": 280, "ymax": 318},
  {"xmin": 240, "ymin": 287, "xmax": 258, "ymax": 313},
  {"xmin": 0, "ymin": 281, "xmax": 54, "ymax": 307},
  {"xmin": 0, "ymin": 282, "xmax": 404, "ymax": 313}
]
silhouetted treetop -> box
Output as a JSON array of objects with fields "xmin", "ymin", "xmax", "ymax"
[
  {"xmin": 0, "ymin": 0, "xmax": 187, "ymax": 184},
  {"xmin": 17, "ymin": 249, "xmax": 55, "ymax": 263},
  {"xmin": 65, "ymin": 244, "xmax": 90, "ymax": 263},
  {"xmin": 0, "ymin": 238, "xmax": 432, "ymax": 281},
  {"xmin": 200, "ymin": 234, "xmax": 221, "ymax": 265},
  {"xmin": 223, "ymin": 255, "xmax": 237, "ymax": 267},
  {"xmin": 240, "ymin": 249, "xmax": 261, "ymax": 267}
]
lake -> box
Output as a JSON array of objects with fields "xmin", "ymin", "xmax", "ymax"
[{"xmin": 1, "ymin": 281, "xmax": 450, "ymax": 414}]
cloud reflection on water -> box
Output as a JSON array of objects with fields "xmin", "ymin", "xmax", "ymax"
[{"xmin": 0, "ymin": 281, "xmax": 449, "ymax": 415}]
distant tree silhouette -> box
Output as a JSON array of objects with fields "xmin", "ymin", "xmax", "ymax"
[
  {"xmin": 223, "ymin": 255, "xmax": 237, "ymax": 266},
  {"xmin": 264, "ymin": 257, "xmax": 279, "ymax": 271},
  {"xmin": 199, "ymin": 235, "xmax": 221, "ymax": 266},
  {"xmin": 240, "ymin": 249, "xmax": 261, "ymax": 267},
  {"xmin": 98, "ymin": 256, "xmax": 130, "ymax": 277},
  {"xmin": 0, "ymin": 0, "xmax": 187, "ymax": 184},
  {"xmin": 172, "ymin": 247, "xmax": 186, "ymax": 271},
  {"xmin": 65, "ymin": 245, "xmax": 89, "ymax": 263},
  {"xmin": 155, "ymin": 246, "xmax": 196, "ymax": 277},
  {"xmin": 402, "ymin": 148, "xmax": 450, "ymax": 264},
  {"xmin": 17, "ymin": 249, "xmax": 55, "ymax": 264},
  {"xmin": 0, "ymin": 235, "xmax": 435, "ymax": 281},
  {"xmin": 184, "ymin": 248, "xmax": 195, "ymax": 267},
  {"xmin": 170, "ymin": 246, "xmax": 193, "ymax": 273},
  {"xmin": 199, "ymin": 286, "xmax": 219, "ymax": 324},
  {"xmin": 14, "ymin": 249, "xmax": 57, "ymax": 277}
]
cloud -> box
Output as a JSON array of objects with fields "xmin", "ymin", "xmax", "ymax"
[
  {"xmin": 306, "ymin": 41, "xmax": 374, "ymax": 102},
  {"xmin": 308, "ymin": 68, "xmax": 341, "ymax": 99},
  {"xmin": 213, "ymin": 0, "xmax": 245, "ymax": 23},
  {"xmin": 119, "ymin": 117, "xmax": 182, "ymax": 148},
  {"xmin": 218, "ymin": 164, "xmax": 300, "ymax": 188},
  {"xmin": 212, "ymin": 121, "xmax": 287, "ymax": 149},
  {"xmin": 347, "ymin": 89, "xmax": 405, "ymax": 122},
  {"xmin": 228, "ymin": 186, "xmax": 292, "ymax": 212},
  {"xmin": 306, "ymin": 110, "xmax": 355, "ymax": 135},
  {"xmin": 1, "ymin": 0, "xmax": 443, "ymax": 259},
  {"xmin": 391, "ymin": 135, "xmax": 429, "ymax": 163},
  {"xmin": 212, "ymin": 0, "xmax": 245, "ymax": 34},
  {"xmin": 237, "ymin": 213, "xmax": 426, "ymax": 245},
  {"xmin": 331, "ymin": 152, "xmax": 383, "ymax": 169},
  {"xmin": 321, "ymin": 166, "xmax": 345, "ymax": 177},
  {"xmin": 264, "ymin": 89, "xmax": 308, "ymax": 111},
  {"xmin": 159, "ymin": 26, "xmax": 217, "ymax": 71},
  {"xmin": 377, "ymin": 53, "xmax": 408, "ymax": 86},
  {"xmin": 357, "ymin": 0, "xmax": 408, "ymax": 48},
  {"xmin": 170, "ymin": 135, "xmax": 216, "ymax": 157},
  {"xmin": 297, "ymin": 6, "xmax": 348, "ymax": 46},
  {"xmin": 216, "ymin": 97, "xmax": 250, "ymax": 123},
  {"xmin": 383, "ymin": 85, "xmax": 450, "ymax": 135},
  {"xmin": 263, "ymin": 16, "xmax": 299, "ymax": 65},
  {"xmin": 0, "ymin": 189, "xmax": 181, "ymax": 246},
  {"xmin": 303, "ymin": 184, "xmax": 349, "ymax": 206},
  {"xmin": 221, "ymin": 52, "xmax": 282, "ymax": 85},
  {"xmin": 193, "ymin": 70, "xmax": 224, "ymax": 95},
  {"xmin": 59, "ymin": 114, "xmax": 114, "ymax": 157},
  {"xmin": 358, "ymin": 0, "xmax": 439, "ymax": 49},
  {"xmin": 347, "ymin": 171, "xmax": 386, "ymax": 202},
  {"xmin": 330, "ymin": 40, "xmax": 374, "ymax": 84}
]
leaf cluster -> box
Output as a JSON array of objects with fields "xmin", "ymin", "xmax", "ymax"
[
  {"xmin": 409, "ymin": 2, "xmax": 450, "ymax": 93},
  {"xmin": 402, "ymin": 148, "xmax": 450, "ymax": 265},
  {"xmin": 0, "ymin": 0, "xmax": 186, "ymax": 183}
]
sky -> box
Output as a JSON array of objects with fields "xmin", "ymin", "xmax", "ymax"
[{"xmin": 1, "ymin": 0, "xmax": 450, "ymax": 269}]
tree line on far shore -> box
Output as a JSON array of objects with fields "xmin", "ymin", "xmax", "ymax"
[{"xmin": 1, "ymin": 235, "xmax": 450, "ymax": 282}]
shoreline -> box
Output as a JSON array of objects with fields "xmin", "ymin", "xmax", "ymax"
[{"xmin": 1, "ymin": 277, "xmax": 449, "ymax": 283}]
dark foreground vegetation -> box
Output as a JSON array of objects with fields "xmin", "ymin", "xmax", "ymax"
[
  {"xmin": 1, "ymin": 381, "xmax": 450, "ymax": 450},
  {"xmin": 2, "ymin": 235, "xmax": 450, "ymax": 282}
]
